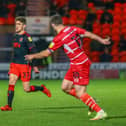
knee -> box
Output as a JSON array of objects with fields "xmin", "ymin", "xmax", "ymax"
[
  {"xmin": 62, "ymin": 86, "xmax": 67, "ymax": 92},
  {"xmin": 24, "ymin": 88, "xmax": 30, "ymax": 92},
  {"xmin": 9, "ymin": 79, "xmax": 16, "ymax": 85},
  {"xmin": 61, "ymin": 85, "xmax": 70, "ymax": 93}
]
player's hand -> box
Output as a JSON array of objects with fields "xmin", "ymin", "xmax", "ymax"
[
  {"xmin": 33, "ymin": 66, "xmax": 40, "ymax": 73},
  {"xmin": 101, "ymin": 37, "xmax": 111, "ymax": 45},
  {"xmin": 25, "ymin": 54, "xmax": 34, "ymax": 61}
]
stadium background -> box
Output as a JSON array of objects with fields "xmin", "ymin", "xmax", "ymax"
[{"xmin": 0, "ymin": 0, "xmax": 126, "ymax": 126}]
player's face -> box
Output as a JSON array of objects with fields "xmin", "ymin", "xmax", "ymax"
[{"xmin": 15, "ymin": 21, "xmax": 25, "ymax": 33}]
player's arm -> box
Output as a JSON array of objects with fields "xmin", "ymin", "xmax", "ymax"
[
  {"xmin": 25, "ymin": 38, "xmax": 63, "ymax": 61},
  {"xmin": 25, "ymin": 49, "xmax": 51, "ymax": 61},
  {"xmin": 83, "ymin": 31, "xmax": 110, "ymax": 45},
  {"xmin": 75, "ymin": 26, "xmax": 111, "ymax": 45},
  {"xmin": 29, "ymin": 49, "xmax": 50, "ymax": 59}
]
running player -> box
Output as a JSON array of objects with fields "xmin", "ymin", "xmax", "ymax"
[
  {"xmin": 1, "ymin": 17, "xmax": 51, "ymax": 111},
  {"xmin": 25, "ymin": 15, "xmax": 110, "ymax": 120}
]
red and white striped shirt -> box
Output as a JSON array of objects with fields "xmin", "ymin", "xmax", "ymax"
[{"xmin": 48, "ymin": 26, "xmax": 89, "ymax": 65}]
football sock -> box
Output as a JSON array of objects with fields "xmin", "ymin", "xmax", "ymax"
[
  {"xmin": 80, "ymin": 93, "xmax": 101, "ymax": 112},
  {"xmin": 8, "ymin": 85, "xmax": 15, "ymax": 107},
  {"xmin": 29, "ymin": 85, "xmax": 44, "ymax": 92},
  {"xmin": 69, "ymin": 88, "xmax": 79, "ymax": 99}
]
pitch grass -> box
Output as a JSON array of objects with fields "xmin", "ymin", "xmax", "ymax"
[{"xmin": 0, "ymin": 79, "xmax": 126, "ymax": 126}]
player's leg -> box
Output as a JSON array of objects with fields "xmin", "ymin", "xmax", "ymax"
[
  {"xmin": 73, "ymin": 61, "xmax": 107, "ymax": 120},
  {"xmin": 1, "ymin": 73, "xmax": 18, "ymax": 111},
  {"xmin": 1, "ymin": 63, "xmax": 19, "ymax": 111},
  {"xmin": 61, "ymin": 79, "xmax": 78, "ymax": 98},
  {"xmin": 20, "ymin": 64, "xmax": 51, "ymax": 97},
  {"xmin": 62, "ymin": 67, "xmax": 78, "ymax": 98},
  {"xmin": 74, "ymin": 85, "xmax": 107, "ymax": 120},
  {"xmin": 22, "ymin": 81, "xmax": 51, "ymax": 97},
  {"xmin": 74, "ymin": 85, "xmax": 101, "ymax": 112}
]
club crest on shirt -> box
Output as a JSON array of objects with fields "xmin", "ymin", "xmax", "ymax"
[
  {"xmin": 28, "ymin": 37, "xmax": 32, "ymax": 42},
  {"xmin": 49, "ymin": 42, "xmax": 54, "ymax": 48},
  {"xmin": 19, "ymin": 37, "xmax": 23, "ymax": 42}
]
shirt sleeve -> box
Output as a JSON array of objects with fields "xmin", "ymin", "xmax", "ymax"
[
  {"xmin": 74, "ymin": 26, "xmax": 86, "ymax": 35},
  {"xmin": 26, "ymin": 36, "xmax": 36, "ymax": 52},
  {"xmin": 48, "ymin": 37, "xmax": 63, "ymax": 53}
]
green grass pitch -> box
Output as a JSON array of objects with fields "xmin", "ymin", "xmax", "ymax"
[{"xmin": 0, "ymin": 79, "xmax": 126, "ymax": 126}]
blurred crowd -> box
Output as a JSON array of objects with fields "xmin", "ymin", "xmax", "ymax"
[
  {"xmin": 0, "ymin": 0, "xmax": 27, "ymax": 24},
  {"xmin": 48, "ymin": 0, "xmax": 126, "ymax": 62},
  {"xmin": 0, "ymin": 0, "xmax": 27, "ymax": 17}
]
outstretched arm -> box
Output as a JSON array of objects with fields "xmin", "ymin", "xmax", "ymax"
[
  {"xmin": 25, "ymin": 36, "xmax": 63, "ymax": 61},
  {"xmin": 82, "ymin": 31, "xmax": 111, "ymax": 45},
  {"xmin": 25, "ymin": 49, "xmax": 50, "ymax": 61}
]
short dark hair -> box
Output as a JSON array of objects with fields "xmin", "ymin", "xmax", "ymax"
[
  {"xmin": 15, "ymin": 16, "xmax": 26, "ymax": 24},
  {"xmin": 50, "ymin": 15, "xmax": 63, "ymax": 26}
]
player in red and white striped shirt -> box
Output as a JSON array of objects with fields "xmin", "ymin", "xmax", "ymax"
[{"xmin": 25, "ymin": 15, "xmax": 110, "ymax": 120}]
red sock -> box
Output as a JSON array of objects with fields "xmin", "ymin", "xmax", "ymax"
[
  {"xmin": 69, "ymin": 88, "xmax": 76, "ymax": 96},
  {"xmin": 8, "ymin": 85, "xmax": 15, "ymax": 92},
  {"xmin": 80, "ymin": 93, "xmax": 101, "ymax": 112},
  {"xmin": 29, "ymin": 85, "xmax": 44, "ymax": 92},
  {"xmin": 30, "ymin": 85, "xmax": 35, "ymax": 92},
  {"xmin": 69, "ymin": 88, "xmax": 79, "ymax": 99}
]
